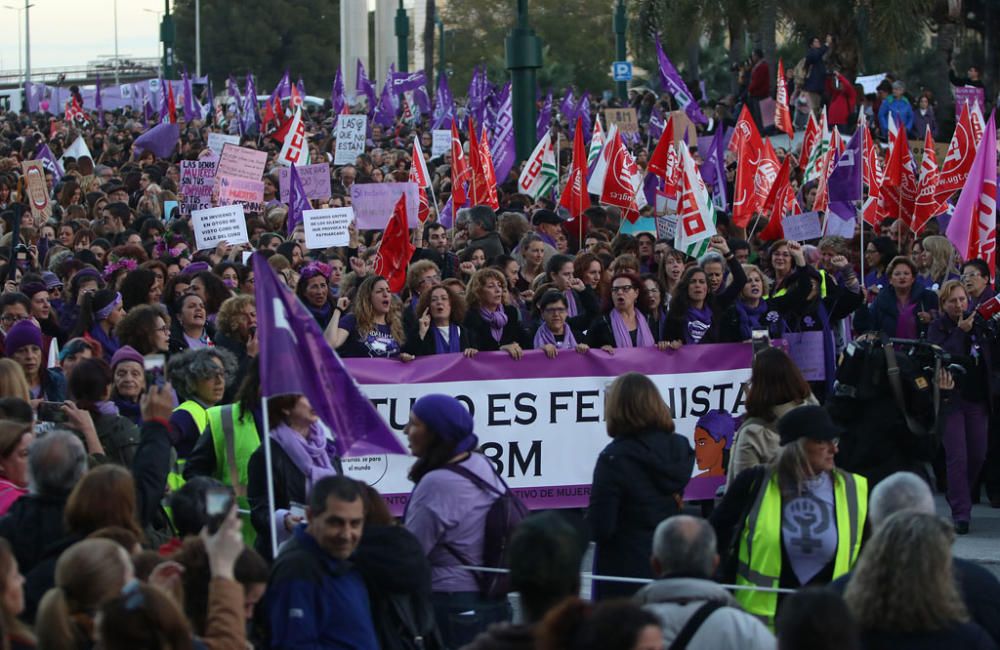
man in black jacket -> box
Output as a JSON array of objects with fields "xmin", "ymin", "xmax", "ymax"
[
  {"xmin": 828, "ymin": 471, "xmax": 1000, "ymax": 645},
  {"xmin": 411, "ymin": 221, "xmax": 460, "ymax": 279},
  {"xmin": 0, "ymin": 430, "xmax": 86, "ymax": 573}
]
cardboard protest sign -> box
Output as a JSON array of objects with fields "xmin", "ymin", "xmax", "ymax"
[
  {"xmin": 782, "ymin": 211, "xmax": 823, "ymax": 241},
  {"xmin": 303, "ymin": 207, "xmax": 354, "ymax": 249},
  {"xmin": 334, "ymin": 115, "xmax": 367, "ymax": 165},
  {"xmin": 180, "ymin": 159, "xmax": 218, "ymax": 215},
  {"xmin": 279, "ymin": 163, "xmax": 332, "ymax": 202},
  {"xmin": 431, "ymin": 130, "xmax": 450, "ymax": 157},
  {"xmin": 350, "ymin": 182, "xmax": 420, "ymax": 229},
  {"xmin": 213, "ymin": 143, "xmax": 267, "ymax": 197},
  {"xmin": 655, "ymin": 214, "xmax": 678, "ymax": 240},
  {"xmin": 21, "ymin": 160, "xmax": 51, "ymax": 223},
  {"xmin": 604, "ymin": 108, "xmax": 638, "ymax": 133},
  {"xmin": 207, "ymin": 132, "xmax": 240, "ymax": 155},
  {"xmin": 191, "ymin": 204, "xmax": 249, "ymax": 251},
  {"xmin": 217, "ymin": 176, "xmax": 265, "ymax": 215}
]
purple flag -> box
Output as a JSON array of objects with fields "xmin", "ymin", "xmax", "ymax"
[
  {"xmin": 654, "ymin": 33, "xmax": 708, "ymax": 125},
  {"xmin": 828, "ymin": 127, "xmax": 863, "ymax": 203},
  {"xmin": 296, "ymin": 76, "xmax": 306, "ymax": 99},
  {"xmin": 252, "ymin": 254, "xmax": 407, "ymax": 458},
  {"xmin": 699, "ymin": 126, "xmax": 728, "ymax": 213},
  {"xmin": 227, "ymin": 76, "xmax": 241, "ymax": 104},
  {"xmin": 946, "ymin": 110, "xmax": 997, "ymax": 261},
  {"xmin": 272, "ymin": 69, "xmax": 291, "ymax": 101},
  {"xmin": 94, "ymin": 75, "xmax": 104, "ymax": 127},
  {"xmin": 577, "ymin": 93, "xmax": 592, "ymax": 144},
  {"xmin": 357, "ymin": 59, "xmax": 376, "ymax": 113},
  {"xmin": 286, "ymin": 165, "xmax": 311, "ymax": 235},
  {"xmin": 372, "ymin": 80, "xmax": 396, "ymax": 128},
  {"xmin": 438, "ymin": 195, "xmax": 454, "ymax": 228},
  {"xmin": 182, "ymin": 69, "xmax": 196, "ymax": 122},
  {"xmin": 536, "ymin": 92, "xmax": 552, "ymax": 142},
  {"xmin": 240, "ymin": 73, "xmax": 259, "ymax": 135},
  {"xmin": 432, "ymin": 73, "xmax": 455, "ymax": 130},
  {"xmin": 331, "ymin": 67, "xmax": 345, "ymax": 118},
  {"xmin": 391, "ymin": 69, "xmax": 427, "ymax": 95},
  {"xmin": 133, "ymin": 122, "xmax": 180, "ymax": 159},
  {"xmin": 559, "ymin": 88, "xmax": 577, "ymax": 124},
  {"xmin": 412, "ymin": 86, "xmax": 431, "ymax": 118},
  {"xmin": 643, "ymin": 172, "xmax": 664, "ymax": 208},
  {"xmin": 648, "ymin": 107, "xmax": 665, "ymax": 141},
  {"xmin": 142, "ymin": 95, "xmax": 154, "ymax": 127},
  {"xmin": 35, "ymin": 144, "xmax": 64, "ymax": 183},
  {"xmin": 490, "ymin": 82, "xmax": 516, "ymax": 183},
  {"xmin": 158, "ymin": 77, "xmax": 169, "ymax": 122},
  {"xmin": 467, "ymin": 66, "xmax": 488, "ymax": 130}
]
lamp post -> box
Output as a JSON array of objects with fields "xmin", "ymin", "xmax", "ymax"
[
  {"xmin": 161, "ymin": 0, "xmax": 175, "ymax": 79},
  {"xmin": 613, "ymin": 0, "xmax": 627, "ymax": 101},
  {"xmin": 23, "ymin": 0, "xmax": 30, "ymax": 85},
  {"xmin": 506, "ymin": 0, "xmax": 541, "ymax": 162},
  {"xmin": 195, "ymin": 0, "xmax": 200, "ymax": 78},
  {"xmin": 113, "ymin": 0, "xmax": 120, "ymax": 84},
  {"xmin": 394, "ymin": 0, "xmax": 408, "ymax": 73},
  {"xmin": 435, "ymin": 13, "xmax": 445, "ymax": 86}
]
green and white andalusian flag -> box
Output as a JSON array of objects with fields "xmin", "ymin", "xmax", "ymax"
[
  {"xmin": 517, "ymin": 132, "xmax": 558, "ymax": 200},
  {"xmin": 803, "ymin": 111, "xmax": 831, "ymax": 184},
  {"xmin": 675, "ymin": 145, "xmax": 718, "ymax": 258}
]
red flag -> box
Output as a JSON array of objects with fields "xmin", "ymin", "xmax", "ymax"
[
  {"xmin": 450, "ymin": 122, "xmax": 469, "ymax": 207},
  {"xmin": 812, "ymin": 146, "xmax": 836, "ymax": 213},
  {"xmin": 409, "ymin": 139, "xmax": 431, "ymax": 222},
  {"xmin": 878, "ymin": 125, "xmax": 917, "ymax": 224},
  {"xmin": 466, "ymin": 120, "xmax": 484, "ymax": 204},
  {"xmin": 799, "ymin": 113, "xmax": 820, "ymax": 174},
  {"xmin": 775, "ymin": 59, "xmax": 794, "ymax": 137},
  {"xmin": 760, "ymin": 156, "xmax": 791, "ymax": 218},
  {"xmin": 599, "ymin": 132, "xmax": 637, "ymax": 211},
  {"xmin": 758, "ymin": 212, "xmax": 785, "ymax": 242},
  {"xmin": 373, "ymin": 195, "xmax": 416, "ymax": 293},
  {"xmin": 647, "ymin": 114, "xmax": 675, "ymax": 178},
  {"xmin": 912, "ymin": 127, "xmax": 941, "ymax": 234},
  {"xmin": 753, "ymin": 139, "xmax": 782, "ymax": 212},
  {"xmin": 560, "ymin": 118, "xmax": 591, "ymax": 219},
  {"xmin": 477, "ymin": 127, "xmax": 500, "ymax": 210},
  {"xmin": 732, "ymin": 105, "xmax": 764, "ymax": 227},
  {"xmin": 167, "ymin": 83, "xmax": 177, "ymax": 124},
  {"xmin": 934, "ymin": 102, "xmax": 978, "ymax": 206}
]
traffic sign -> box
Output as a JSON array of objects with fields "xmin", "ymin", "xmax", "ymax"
[{"xmin": 612, "ymin": 61, "xmax": 632, "ymax": 82}]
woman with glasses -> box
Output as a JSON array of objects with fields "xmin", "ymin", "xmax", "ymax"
[
  {"xmin": 405, "ymin": 283, "xmax": 477, "ymax": 357},
  {"xmin": 531, "ymin": 290, "xmax": 590, "ymax": 358},
  {"xmin": 545, "ymin": 254, "xmax": 599, "ymax": 333},
  {"xmin": 587, "ymin": 272, "xmax": 669, "ymax": 351},
  {"xmin": 167, "ymin": 348, "xmax": 237, "ymax": 459},
  {"xmin": 114, "ymin": 304, "xmax": 171, "ymax": 356}
]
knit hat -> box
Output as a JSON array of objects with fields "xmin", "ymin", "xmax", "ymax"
[
  {"xmin": 4, "ymin": 320, "xmax": 42, "ymax": 354},
  {"xmin": 110, "ymin": 345, "xmax": 144, "ymax": 371},
  {"xmin": 411, "ymin": 394, "xmax": 478, "ymax": 453},
  {"xmin": 778, "ymin": 405, "xmax": 843, "ymax": 445}
]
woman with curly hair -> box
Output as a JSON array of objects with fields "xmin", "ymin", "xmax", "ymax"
[
  {"xmin": 118, "ymin": 267, "xmax": 162, "ymax": 311},
  {"xmin": 167, "ymin": 347, "xmax": 237, "ymax": 459},
  {"xmin": 405, "ymin": 283, "xmax": 477, "ymax": 357},
  {"xmin": 463, "ymin": 268, "xmax": 529, "ymax": 359},
  {"xmin": 327, "ymin": 275, "xmax": 411, "ymax": 360},
  {"xmin": 189, "ymin": 271, "xmax": 232, "ymax": 322},
  {"xmin": 114, "ymin": 304, "xmax": 170, "ymax": 356}
]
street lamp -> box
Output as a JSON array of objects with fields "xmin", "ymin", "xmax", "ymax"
[
  {"xmin": 23, "ymin": 0, "xmax": 32, "ymax": 86},
  {"xmin": 394, "ymin": 0, "xmax": 408, "ymax": 73},
  {"xmin": 113, "ymin": 0, "xmax": 120, "ymax": 84},
  {"xmin": 195, "ymin": 0, "xmax": 200, "ymax": 78},
  {"xmin": 613, "ymin": 0, "xmax": 627, "ymax": 101}
]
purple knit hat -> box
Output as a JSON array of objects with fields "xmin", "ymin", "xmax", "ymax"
[
  {"xmin": 110, "ymin": 345, "xmax": 144, "ymax": 370},
  {"xmin": 4, "ymin": 320, "xmax": 42, "ymax": 355}
]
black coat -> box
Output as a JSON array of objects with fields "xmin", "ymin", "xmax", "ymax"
[
  {"xmin": 404, "ymin": 322, "xmax": 475, "ymax": 356},
  {"xmin": 247, "ymin": 439, "xmax": 308, "ymax": 561},
  {"xmin": 463, "ymin": 305, "xmax": 529, "ymax": 352},
  {"xmin": 0, "ymin": 493, "xmax": 68, "ymax": 573},
  {"xmin": 587, "ymin": 429, "xmax": 694, "ymax": 599}
]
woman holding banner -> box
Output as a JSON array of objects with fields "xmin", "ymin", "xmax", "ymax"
[
  {"xmin": 463, "ymin": 269, "xmax": 528, "ymax": 359},
  {"xmin": 405, "ymin": 284, "xmax": 478, "ymax": 357},
  {"xmin": 330, "ymin": 275, "xmax": 412, "ymax": 360},
  {"xmin": 531, "ymin": 290, "xmax": 590, "ymax": 358},
  {"xmin": 587, "ymin": 272, "xmax": 667, "ymax": 351}
]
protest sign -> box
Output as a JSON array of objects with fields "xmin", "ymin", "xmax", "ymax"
[
  {"xmin": 334, "ymin": 115, "xmax": 367, "ymax": 165},
  {"xmin": 350, "ymin": 182, "xmax": 420, "ymax": 228},
  {"xmin": 213, "ymin": 143, "xmax": 267, "ymax": 196},
  {"xmin": 953, "ymin": 85, "xmax": 986, "ymax": 114},
  {"xmin": 303, "ymin": 207, "xmax": 354, "ymax": 249},
  {"xmin": 191, "ymin": 204, "xmax": 249, "ymax": 251},
  {"xmin": 855, "ymin": 73, "xmax": 887, "ymax": 94},
  {"xmin": 163, "ymin": 200, "xmax": 179, "ymax": 222},
  {"xmin": 179, "ymin": 159, "xmax": 218, "ymax": 215},
  {"xmin": 21, "ymin": 160, "xmax": 51, "ymax": 223},
  {"xmin": 218, "ymin": 176, "xmax": 265, "ymax": 214},
  {"xmin": 431, "ymin": 129, "xmax": 450, "ymax": 157},
  {"xmin": 603, "ymin": 107, "xmax": 638, "ymax": 133},
  {"xmin": 782, "ymin": 211, "xmax": 823, "ymax": 241},
  {"xmin": 655, "ymin": 214, "xmax": 678, "ymax": 240},
  {"xmin": 207, "ymin": 132, "xmax": 240, "ymax": 155},
  {"xmin": 340, "ymin": 344, "xmax": 752, "ymax": 512},
  {"xmin": 279, "ymin": 163, "xmax": 332, "ymax": 202}
]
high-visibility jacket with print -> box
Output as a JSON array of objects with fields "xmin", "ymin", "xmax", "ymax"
[
  {"xmin": 735, "ymin": 467, "xmax": 867, "ymax": 629},
  {"xmin": 170, "ymin": 400, "xmax": 210, "ymax": 491},
  {"xmin": 206, "ymin": 402, "xmax": 260, "ymax": 545}
]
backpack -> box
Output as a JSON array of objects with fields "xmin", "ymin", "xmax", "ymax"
[{"xmin": 441, "ymin": 463, "xmax": 529, "ymax": 599}]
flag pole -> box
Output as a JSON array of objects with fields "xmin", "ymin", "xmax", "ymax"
[{"xmin": 260, "ymin": 395, "xmax": 279, "ymax": 556}]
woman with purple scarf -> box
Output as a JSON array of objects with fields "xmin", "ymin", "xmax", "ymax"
[
  {"xmin": 405, "ymin": 284, "xmax": 478, "ymax": 357},
  {"xmin": 587, "ymin": 272, "xmax": 671, "ymax": 351},
  {"xmin": 70, "ymin": 288, "xmax": 123, "ymax": 361},
  {"xmin": 462, "ymin": 268, "xmax": 529, "ymax": 359},
  {"xmin": 247, "ymin": 393, "xmax": 341, "ymax": 560},
  {"xmin": 532, "ymin": 290, "xmax": 590, "ymax": 358},
  {"xmin": 544, "ymin": 254, "xmax": 599, "ymax": 333}
]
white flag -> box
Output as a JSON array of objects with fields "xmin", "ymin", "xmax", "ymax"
[
  {"xmin": 517, "ymin": 133, "xmax": 558, "ymax": 200},
  {"xmin": 587, "ymin": 123, "xmax": 617, "ymax": 196},
  {"xmin": 60, "ymin": 136, "xmax": 93, "ymax": 163},
  {"xmin": 277, "ymin": 106, "xmax": 309, "ymax": 167}
]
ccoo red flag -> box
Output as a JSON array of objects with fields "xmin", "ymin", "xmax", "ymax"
[
  {"xmin": 373, "ymin": 194, "xmax": 416, "ymax": 293},
  {"xmin": 560, "ymin": 118, "xmax": 591, "ymax": 219},
  {"xmin": 477, "ymin": 127, "xmax": 500, "ymax": 210},
  {"xmin": 775, "ymin": 59, "xmax": 794, "ymax": 137},
  {"xmin": 409, "ymin": 137, "xmax": 431, "ymax": 222},
  {"xmin": 166, "ymin": 83, "xmax": 178, "ymax": 124}
]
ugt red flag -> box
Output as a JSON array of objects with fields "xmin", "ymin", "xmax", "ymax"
[
  {"xmin": 600, "ymin": 131, "xmax": 638, "ymax": 211},
  {"xmin": 775, "ymin": 59, "xmax": 794, "ymax": 137},
  {"xmin": 409, "ymin": 137, "xmax": 431, "ymax": 222},
  {"xmin": 373, "ymin": 195, "xmax": 415, "ymax": 293},
  {"xmin": 732, "ymin": 105, "xmax": 763, "ymax": 227},
  {"xmin": 560, "ymin": 118, "xmax": 590, "ymax": 219},
  {"xmin": 912, "ymin": 126, "xmax": 941, "ymax": 234},
  {"xmin": 450, "ymin": 122, "xmax": 469, "ymax": 207},
  {"xmin": 946, "ymin": 111, "xmax": 997, "ymax": 276},
  {"xmin": 935, "ymin": 102, "xmax": 979, "ymax": 206},
  {"xmin": 477, "ymin": 127, "xmax": 500, "ymax": 210}
]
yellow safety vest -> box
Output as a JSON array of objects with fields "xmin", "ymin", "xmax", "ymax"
[
  {"xmin": 207, "ymin": 403, "xmax": 260, "ymax": 545},
  {"xmin": 771, "ymin": 269, "xmax": 829, "ymax": 300},
  {"xmin": 735, "ymin": 468, "xmax": 867, "ymax": 629},
  {"xmin": 168, "ymin": 400, "xmax": 210, "ymax": 494}
]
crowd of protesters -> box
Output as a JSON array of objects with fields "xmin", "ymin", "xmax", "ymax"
[{"xmin": 0, "ymin": 32, "xmax": 991, "ymax": 648}]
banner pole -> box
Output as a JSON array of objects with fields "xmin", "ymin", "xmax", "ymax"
[
  {"xmin": 860, "ymin": 215, "xmax": 866, "ymax": 289},
  {"xmin": 260, "ymin": 395, "xmax": 279, "ymax": 556}
]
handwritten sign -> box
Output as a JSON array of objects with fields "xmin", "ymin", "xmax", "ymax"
[
  {"xmin": 953, "ymin": 85, "xmax": 986, "ymax": 114},
  {"xmin": 431, "ymin": 129, "xmax": 451, "ymax": 157},
  {"xmin": 179, "ymin": 159, "xmax": 218, "ymax": 215},
  {"xmin": 334, "ymin": 115, "xmax": 367, "ymax": 165},
  {"xmin": 349, "ymin": 182, "xmax": 421, "ymax": 229},
  {"xmin": 21, "ymin": 160, "xmax": 51, "ymax": 223},
  {"xmin": 217, "ymin": 176, "xmax": 265, "ymax": 215},
  {"xmin": 207, "ymin": 132, "xmax": 240, "ymax": 155},
  {"xmin": 304, "ymin": 207, "xmax": 354, "ymax": 249},
  {"xmin": 785, "ymin": 331, "xmax": 827, "ymax": 381},
  {"xmin": 213, "ymin": 143, "xmax": 267, "ymax": 197},
  {"xmin": 781, "ymin": 211, "xmax": 823, "ymax": 242},
  {"xmin": 604, "ymin": 108, "xmax": 638, "ymax": 134},
  {"xmin": 655, "ymin": 214, "xmax": 678, "ymax": 240},
  {"xmin": 279, "ymin": 163, "xmax": 332, "ymax": 202},
  {"xmin": 191, "ymin": 204, "xmax": 249, "ymax": 251}
]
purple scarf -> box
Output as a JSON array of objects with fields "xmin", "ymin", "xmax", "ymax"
[
  {"xmin": 685, "ymin": 304, "xmax": 714, "ymax": 344},
  {"xmin": 479, "ymin": 306, "xmax": 509, "ymax": 343},
  {"xmin": 270, "ymin": 423, "xmax": 338, "ymax": 492},
  {"xmin": 735, "ymin": 300, "xmax": 769, "ymax": 340},
  {"xmin": 534, "ymin": 322, "xmax": 577, "ymax": 349},
  {"xmin": 432, "ymin": 323, "xmax": 461, "ymax": 354},
  {"xmin": 610, "ymin": 309, "xmax": 655, "ymax": 348},
  {"xmin": 564, "ymin": 290, "xmax": 578, "ymax": 318}
]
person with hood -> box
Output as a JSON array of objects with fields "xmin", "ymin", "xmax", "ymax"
[{"xmin": 588, "ymin": 372, "xmax": 695, "ymax": 599}]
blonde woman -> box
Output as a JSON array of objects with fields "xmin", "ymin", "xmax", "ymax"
[
  {"xmin": 844, "ymin": 512, "xmax": 993, "ymax": 647},
  {"xmin": 0, "ymin": 359, "xmax": 30, "ymax": 401},
  {"xmin": 327, "ymin": 275, "xmax": 412, "ymax": 360},
  {"xmin": 919, "ymin": 235, "xmax": 961, "ymax": 291}
]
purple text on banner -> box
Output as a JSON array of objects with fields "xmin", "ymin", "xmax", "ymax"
[
  {"xmin": 339, "ymin": 344, "xmax": 753, "ymax": 513},
  {"xmin": 279, "ymin": 163, "xmax": 333, "ymax": 202},
  {"xmin": 953, "ymin": 86, "xmax": 985, "ymax": 113},
  {"xmin": 350, "ymin": 182, "xmax": 421, "ymax": 229}
]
